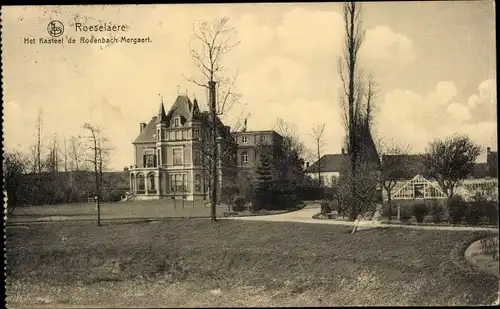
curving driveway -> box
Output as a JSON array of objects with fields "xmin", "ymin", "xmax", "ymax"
[{"xmin": 223, "ymin": 202, "xmax": 499, "ymax": 232}]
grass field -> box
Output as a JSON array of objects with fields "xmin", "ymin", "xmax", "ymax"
[
  {"xmin": 8, "ymin": 200, "xmax": 230, "ymax": 222},
  {"xmin": 6, "ymin": 220, "xmax": 499, "ymax": 307}
]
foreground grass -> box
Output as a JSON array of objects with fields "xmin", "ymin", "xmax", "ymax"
[
  {"xmin": 8, "ymin": 200, "xmax": 229, "ymax": 222},
  {"xmin": 6, "ymin": 220, "xmax": 499, "ymax": 307}
]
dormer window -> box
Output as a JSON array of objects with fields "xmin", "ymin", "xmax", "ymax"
[
  {"xmin": 174, "ymin": 117, "xmax": 180, "ymax": 127},
  {"xmin": 242, "ymin": 136, "xmax": 248, "ymax": 143}
]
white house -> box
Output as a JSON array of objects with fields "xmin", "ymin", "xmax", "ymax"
[{"xmin": 304, "ymin": 151, "xmax": 347, "ymax": 186}]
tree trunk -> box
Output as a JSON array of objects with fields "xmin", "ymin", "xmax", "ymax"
[
  {"xmin": 93, "ymin": 137, "xmax": 101, "ymax": 227},
  {"xmin": 317, "ymin": 144, "xmax": 321, "ymax": 187},
  {"xmin": 387, "ymin": 190, "xmax": 392, "ymax": 221},
  {"xmin": 209, "ymin": 81, "xmax": 218, "ymax": 223}
]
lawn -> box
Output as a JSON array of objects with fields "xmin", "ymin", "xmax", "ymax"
[
  {"xmin": 6, "ymin": 220, "xmax": 499, "ymax": 307},
  {"xmin": 8, "ymin": 199, "xmax": 230, "ymax": 222}
]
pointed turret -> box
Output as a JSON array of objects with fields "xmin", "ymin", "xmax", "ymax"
[
  {"xmin": 156, "ymin": 101, "xmax": 168, "ymax": 123},
  {"xmin": 187, "ymin": 97, "xmax": 194, "ymax": 122},
  {"xmin": 193, "ymin": 96, "xmax": 200, "ymax": 115}
]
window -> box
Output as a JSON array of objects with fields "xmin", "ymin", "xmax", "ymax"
[
  {"xmin": 148, "ymin": 173, "xmax": 155, "ymax": 191},
  {"xmin": 157, "ymin": 129, "xmax": 160, "ymax": 141},
  {"xmin": 175, "ymin": 130, "xmax": 181, "ymax": 140},
  {"xmin": 242, "ymin": 136, "xmax": 248, "ymax": 143},
  {"xmin": 242, "ymin": 151, "xmax": 248, "ymax": 164},
  {"xmin": 143, "ymin": 149, "xmax": 156, "ymax": 168},
  {"xmin": 157, "ymin": 149, "xmax": 161, "ymax": 166},
  {"xmin": 193, "ymin": 128, "xmax": 200, "ymax": 139},
  {"xmin": 195, "ymin": 174, "xmax": 201, "ymax": 192},
  {"xmin": 414, "ymin": 184, "xmax": 424, "ymax": 198},
  {"xmin": 260, "ymin": 135, "xmax": 266, "ymax": 142},
  {"xmin": 137, "ymin": 173, "xmax": 145, "ymax": 191},
  {"xmin": 170, "ymin": 173, "xmax": 187, "ymax": 192},
  {"xmin": 173, "ymin": 148, "xmax": 183, "ymax": 165},
  {"xmin": 174, "ymin": 117, "xmax": 180, "ymax": 127},
  {"xmin": 194, "ymin": 148, "xmax": 201, "ymax": 165}
]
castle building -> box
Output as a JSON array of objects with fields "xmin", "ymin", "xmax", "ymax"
[
  {"xmin": 233, "ymin": 130, "xmax": 284, "ymax": 174},
  {"xmin": 129, "ymin": 94, "xmax": 236, "ymax": 201},
  {"xmin": 129, "ymin": 93, "xmax": 284, "ymax": 201}
]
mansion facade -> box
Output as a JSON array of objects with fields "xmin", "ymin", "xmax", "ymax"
[{"xmin": 129, "ymin": 93, "xmax": 283, "ymax": 201}]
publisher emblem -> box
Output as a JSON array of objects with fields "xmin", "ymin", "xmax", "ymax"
[{"xmin": 47, "ymin": 21, "xmax": 64, "ymax": 37}]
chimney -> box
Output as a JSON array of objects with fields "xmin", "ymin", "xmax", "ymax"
[
  {"xmin": 140, "ymin": 122, "xmax": 146, "ymax": 133},
  {"xmin": 341, "ymin": 148, "xmax": 345, "ymax": 155}
]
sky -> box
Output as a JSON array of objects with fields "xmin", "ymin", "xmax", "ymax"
[{"xmin": 2, "ymin": 2, "xmax": 497, "ymax": 171}]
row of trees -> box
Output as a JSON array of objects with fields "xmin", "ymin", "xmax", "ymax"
[{"xmin": 4, "ymin": 111, "xmax": 118, "ymax": 224}]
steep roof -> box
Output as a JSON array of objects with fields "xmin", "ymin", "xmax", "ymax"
[
  {"xmin": 382, "ymin": 154, "xmax": 494, "ymax": 180},
  {"xmin": 156, "ymin": 102, "xmax": 168, "ymax": 123},
  {"xmin": 133, "ymin": 95, "xmax": 203, "ymax": 143},
  {"xmin": 356, "ymin": 124, "xmax": 381, "ymax": 167},
  {"xmin": 164, "ymin": 95, "xmax": 200, "ymax": 124},
  {"xmin": 472, "ymin": 162, "xmax": 489, "ymax": 178},
  {"xmin": 305, "ymin": 154, "xmax": 347, "ymax": 173},
  {"xmin": 133, "ymin": 117, "xmax": 157, "ymax": 143},
  {"xmin": 381, "ymin": 154, "xmax": 426, "ymax": 179}
]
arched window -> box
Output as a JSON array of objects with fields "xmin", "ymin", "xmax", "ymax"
[
  {"xmin": 130, "ymin": 174, "xmax": 136, "ymax": 192},
  {"xmin": 148, "ymin": 173, "xmax": 155, "ymax": 191},
  {"xmin": 137, "ymin": 173, "xmax": 145, "ymax": 192}
]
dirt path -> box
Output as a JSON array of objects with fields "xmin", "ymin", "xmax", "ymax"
[{"xmin": 222, "ymin": 203, "xmax": 499, "ymax": 232}]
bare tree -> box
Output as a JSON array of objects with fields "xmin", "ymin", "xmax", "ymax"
[
  {"xmin": 63, "ymin": 136, "xmax": 68, "ymax": 172},
  {"xmin": 82, "ymin": 123, "xmax": 110, "ymax": 226},
  {"xmin": 34, "ymin": 108, "xmax": 44, "ymax": 174},
  {"xmin": 423, "ymin": 134, "xmax": 482, "ymax": 198},
  {"xmin": 311, "ymin": 124, "xmax": 327, "ymax": 187},
  {"xmin": 69, "ymin": 136, "xmax": 83, "ymax": 172},
  {"xmin": 339, "ymin": 2, "xmax": 379, "ymax": 222},
  {"xmin": 186, "ymin": 17, "xmax": 241, "ymax": 223},
  {"xmin": 275, "ymin": 118, "xmax": 313, "ymax": 164},
  {"xmin": 378, "ymin": 139, "xmax": 411, "ymax": 221}
]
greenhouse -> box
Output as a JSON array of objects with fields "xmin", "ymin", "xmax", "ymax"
[{"xmin": 392, "ymin": 174, "xmax": 447, "ymax": 200}]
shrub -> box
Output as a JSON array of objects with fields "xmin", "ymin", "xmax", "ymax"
[
  {"xmin": 447, "ymin": 195, "xmax": 468, "ymax": 224},
  {"xmin": 467, "ymin": 201, "xmax": 499, "ymax": 226},
  {"xmin": 382, "ymin": 201, "xmax": 398, "ymax": 219},
  {"xmin": 336, "ymin": 200, "xmax": 349, "ymax": 218},
  {"xmin": 412, "ymin": 203, "xmax": 429, "ymax": 223},
  {"xmin": 232, "ymin": 197, "xmax": 246, "ymax": 212},
  {"xmin": 430, "ymin": 200, "xmax": 446, "ymax": 223},
  {"xmin": 479, "ymin": 237, "xmax": 499, "ymax": 261},
  {"xmin": 248, "ymin": 202, "xmax": 261, "ymax": 213},
  {"xmin": 466, "ymin": 202, "xmax": 482, "ymax": 226},
  {"xmin": 328, "ymin": 199, "xmax": 339, "ymax": 212},
  {"xmin": 398, "ymin": 203, "xmax": 413, "ymax": 222},
  {"xmin": 320, "ymin": 200, "xmax": 331, "ymax": 214}
]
